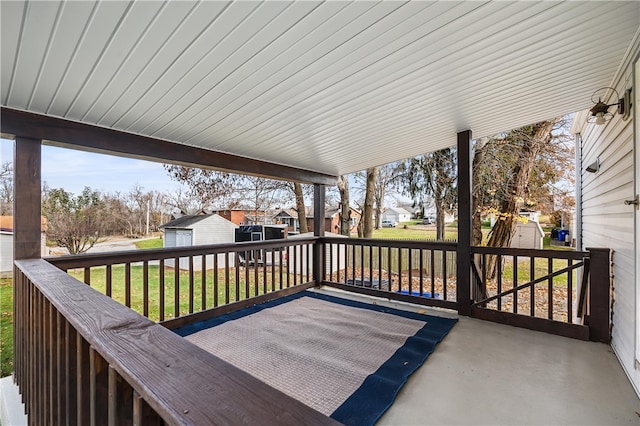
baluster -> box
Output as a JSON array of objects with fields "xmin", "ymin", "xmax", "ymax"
[
  {"xmin": 143, "ymin": 261, "xmax": 149, "ymax": 318},
  {"xmin": 548, "ymin": 257, "xmax": 554, "ymax": 320},
  {"xmin": 530, "ymin": 257, "xmax": 535, "ymax": 317}
]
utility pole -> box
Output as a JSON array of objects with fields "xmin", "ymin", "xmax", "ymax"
[{"xmin": 146, "ymin": 199, "xmax": 150, "ymax": 236}]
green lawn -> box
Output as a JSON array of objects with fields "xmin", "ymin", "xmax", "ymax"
[
  {"xmin": 68, "ymin": 263, "xmax": 302, "ymax": 322},
  {"xmin": 1, "ymin": 277, "xmax": 13, "ymax": 377},
  {"xmin": 371, "ymin": 226, "xmax": 459, "ymax": 241},
  {"xmin": 134, "ymin": 237, "xmax": 164, "ymax": 249}
]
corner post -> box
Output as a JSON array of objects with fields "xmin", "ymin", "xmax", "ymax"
[
  {"xmin": 457, "ymin": 130, "xmax": 472, "ymax": 316},
  {"xmin": 313, "ymin": 184, "xmax": 325, "ymax": 285},
  {"xmin": 587, "ymin": 247, "xmax": 611, "ymax": 343},
  {"xmin": 14, "ymin": 137, "xmax": 42, "ymax": 260}
]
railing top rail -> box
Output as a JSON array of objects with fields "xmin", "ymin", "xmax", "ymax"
[
  {"xmin": 320, "ymin": 237, "xmax": 458, "ymax": 251},
  {"xmin": 471, "ymin": 245, "xmax": 588, "ymax": 260},
  {"xmin": 15, "ymin": 259, "xmax": 335, "ymax": 425},
  {"xmin": 47, "ymin": 237, "xmax": 318, "ymax": 269}
]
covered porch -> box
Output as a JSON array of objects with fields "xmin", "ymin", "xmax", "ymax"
[{"xmin": 2, "ymin": 1, "xmax": 640, "ymax": 424}]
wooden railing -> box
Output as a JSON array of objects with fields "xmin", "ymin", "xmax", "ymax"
[
  {"xmin": 13, "ymin": 257, "xmax": 337, "ymax": 425},
  {"xmin": 12, "ymin": 239, "xmax": 611, "ymax": 424},
  {"xmin": 319, "ymin": 237, "xmax": 458, "ymax": 311},
  {"xmin": 469, "ymin": 246, "xmax": 610, "ymax": 341},
  {"xmin": 47, "ymin": 238, "xmax": 317, "ymax": 326}
]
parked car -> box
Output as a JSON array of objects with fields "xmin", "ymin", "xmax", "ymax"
[
  {"xmin": 422, "ymin": 217, "xmax": 435, "ymax": 224},
  {"xmin": 381, "ymin": 220, "xmax": 398, "ymax": 228}
]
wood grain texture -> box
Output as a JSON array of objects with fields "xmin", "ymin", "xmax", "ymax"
[
  {"xmin": 13, "ymin": 136, "xmax": 41, "ymax": 259},
  {"xmin": 15, "ymin": 259, "xmax": 338, "ymax": 425},
  {"xmin": 1, "ymin": 107, "xmax": 337, "ymax": 185}
]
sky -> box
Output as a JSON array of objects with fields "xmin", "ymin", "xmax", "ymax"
[{"xmin": 1, "ymin": 138, "xmax": 183, "ymax": 195}]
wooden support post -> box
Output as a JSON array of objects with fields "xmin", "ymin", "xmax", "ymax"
[
  {"xmin": 457, "ymin": 130, "xmax": 472, "ymax": 316},
  {"xmin": 313, "ymin": 184, "xmax": 325, "ymax": 285},
  {"xmin": 587, "ymin": 247, "xmax": 611, "ymax": 343},
  {"xmin": 14, "ymin": 137, "xmax": 42, "ymax": 260}
]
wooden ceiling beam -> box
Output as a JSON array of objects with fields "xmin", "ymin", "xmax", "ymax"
[{"xmin": 0, "ymin": 108, "xmax": 337, "ymax": 185}]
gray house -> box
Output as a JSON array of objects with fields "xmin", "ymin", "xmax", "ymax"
[{"xmin": 161, "ymin": 214, "xmax": 237, "ymax": 270}]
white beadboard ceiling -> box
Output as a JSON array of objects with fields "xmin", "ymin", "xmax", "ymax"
[{"xmin": 2, "ymin": 1, "xmax": 639, "ymax": 178}]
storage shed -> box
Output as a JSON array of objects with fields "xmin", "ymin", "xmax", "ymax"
[
  {"xmin": 510, "ymin": 221, "xmax": 545, "ymax": 250},
  {"xmin": 160, "ymin": 214, "xmax": 237, "ymax": 270}
]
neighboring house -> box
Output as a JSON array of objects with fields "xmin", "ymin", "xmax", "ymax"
[
  {"xmin": 208, "ymin": 209, "xmax": 262, "ymax": 226},
  {"xmin": 424, "ymin": 210, "xmax": 456, "ymax": 224},
  {"xmin": 395, "ymin": 203, "xmax": 421, "ymax": 218},
  {"xmin": 273, "ymin": 208, "xmax": 301, "ymax": 233},
  {"xmin": 571, "ymin": 36, "xmax": 640, "ymax": 396},
  {"xmin": 382, "ymin": 207, "xmax": 412, "ymax": 224},
  {"xmin": 306, "ymin": 206, "xmax": 361, "ymax": 235},
  {"xmin": 510, "ymin": 221, "xmax": 544, "ymax": 250},
  {"xmin": 0, "ymin": 216, "xmax": 48, "ymax": 276},
  {"xmin": 160, "ymin": 214, "xmax": 237, "ymax": 270}
]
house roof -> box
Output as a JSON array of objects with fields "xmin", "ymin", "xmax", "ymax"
[
  {"xmin": 1, "ymin": 2, "xmax": 638, "ymax": 178},
  {"xmin": 385, "ymin": 207, "xmax": 412, "ymax": 216},
  {"xmin": 160, "ymin": 214, "xmax": 210, "ymax": 229}
]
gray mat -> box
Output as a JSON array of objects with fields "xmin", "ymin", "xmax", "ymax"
[{"xmin": 185, "ymin": 295, "xmax": 426, "ymax": 416}]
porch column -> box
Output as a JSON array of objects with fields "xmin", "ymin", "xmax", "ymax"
[
  {"xmin": 456, "ymin": 130, "xmax": 472, "ymax": 316},
  {"xmin": 313, "ymin": 184, "xmax": 325, "ymax": 284},
  {"xmin": 13, "ymin": 137, "xmax": 42, "ymax": 260},
  {"xmin": 587, "ymin": 247, "xmax": 611, "ymax": 343}
]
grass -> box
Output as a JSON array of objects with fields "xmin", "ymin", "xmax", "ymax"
[
  {"xmin": 134, "ymin": 237, "xmax": 163, "ymax": 249},
  {"xmin": 68, "ymin": 263, "xmax": 303, "ymax": 322},
  {"xmin": 372, "ymin": 226, "xmax": 459, "ymax": 241},
  {"xmin": 1, "ymin": 277, "xmax": 13, "ymax": 377}
]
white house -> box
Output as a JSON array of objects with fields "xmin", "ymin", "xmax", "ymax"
[
  {"xmin": 382, "ymin": 207, "xmax": 412, "ymax": 224},
  {"xmin": 160, "ymin": 214, "xmax": 237, "ymax": 270},
  {"xmin": 571, "ymin": 34, "xmax": 640, "ymax": 396}
]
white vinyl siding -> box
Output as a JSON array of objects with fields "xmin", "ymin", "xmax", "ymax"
[
  {"xmin": 576, "ymin": 36, "xmax": 639, "ymax": 396},
  {"xmin": 0, "ymin": 233, "xmax": 13, "ymax": 273},
  {"xmin": 163, "ymin": 215, "xmax": 237, "ymax": 271}
]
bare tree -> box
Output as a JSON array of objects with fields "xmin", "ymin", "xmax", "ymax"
[
  {"xmin": 288, "ymin": 182, "xmax": 309, "ymax": 233},
  {"xmin": 0, "ymin": 161, "xmax": 13, "ymax": 215},
  {"xmin": 165, "ymin": 165, "xmax": 294, "ymax": 223},
  {"xmin": 337, "ymin": 175, "xmax": 351, "ymax": 236},
  {"xmin": 362, "ymin": 167, "xmax": 377, "ymax": 238}
]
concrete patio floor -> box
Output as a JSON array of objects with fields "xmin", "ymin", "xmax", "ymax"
[{"xmin": 313, "ymin": 288, "xmax": 640, "ymax": 425}]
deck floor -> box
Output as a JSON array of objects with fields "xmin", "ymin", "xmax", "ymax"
[
  {"xmin": 312, "ymin": 288, "xmax": 640, "ymax": 425},
  {"xmin": 3, "ymin": 287, "xmax": 640, "ymax": 425}
]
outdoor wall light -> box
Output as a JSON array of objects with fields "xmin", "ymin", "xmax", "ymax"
[
  {"xmin": 585, "ymin": 158, "xmax": 600, "ymax": 173},
  {"xmin": 588, "ymin": 87, "xmax": 632, "ymax": 125}
]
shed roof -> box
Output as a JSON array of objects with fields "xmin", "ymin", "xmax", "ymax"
[
  {"xmin": 1, "ymin": 1, "xmax": 638, "ymax": 178},
  {"xmin": 160, "ymin": 215, "xmax": 210, "ymax": 229}
]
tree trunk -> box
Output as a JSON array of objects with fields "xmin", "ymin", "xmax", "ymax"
[
  {"xmin": 471, "ymin": 139, "xmax": 488, "ymax": 246},
  {"xmin": 486, "ymin": 120, "xmax": 557, "ymax": 277},
  {"xmin": 434, "ymin": 153, "xmax": 446, "ymax": 240},
  {"xmin": 363, "ymin": 167, "xmax": 377, "ymax": 238},
  {"xmin": 337, "ymin": 175, "xmax": 351, "ymax": 236},
  {"xmin": 294, "ymin": 182, "xmax": 308, "ymax": 233}
]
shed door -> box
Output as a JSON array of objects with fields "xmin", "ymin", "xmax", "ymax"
[{"xmin": 176, "ymin": 229, "xmax": 192, "ymax": 247}]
